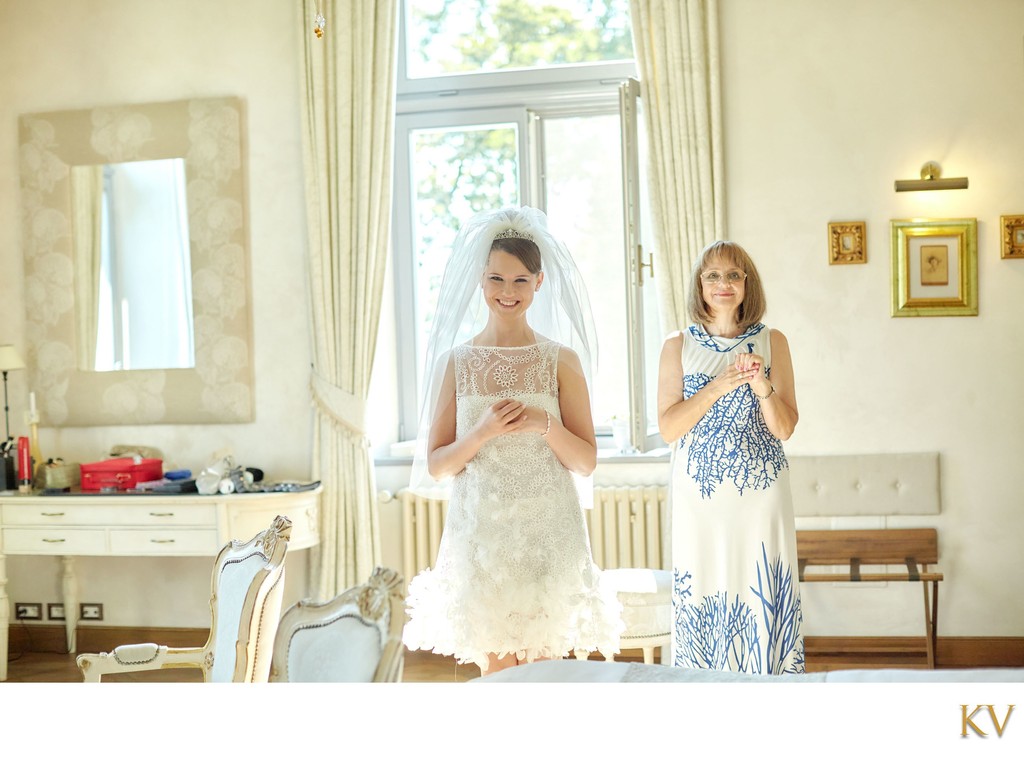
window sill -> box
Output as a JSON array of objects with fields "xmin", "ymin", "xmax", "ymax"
[
  {"xmin": 597, "ymin": 447, "xmax": 671, "ymax": 464},
  {"xmin": 374, "ymin": 444, "xmax": 671, "ymax": 467}
]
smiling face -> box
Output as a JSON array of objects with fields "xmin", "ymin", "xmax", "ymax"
[
  {"xmin": 687, "ymin": 240, "xmax": 767, "ymax": 330},
  {"xmin": 482, "ymin": 247, "xmax": 544, "ymax": 319},
  {"xmin": 699, "ymin": 257, "xmax": 747, "ymax": 314}
]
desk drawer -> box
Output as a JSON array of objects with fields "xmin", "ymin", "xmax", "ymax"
[
  {"xmin": 109, "ymin": 529, "xmax": 220, "ymax": 555},
  {"xmin": 2, "ymin": 528, "xmax": 107, "ymax": 554},
  {"xmin": 1, "ymin": 503, "xmax": 216, "ymax": 527},
  {"xmin": 105, "ymin": 504, "xmax": 217, "ymax": 527}
]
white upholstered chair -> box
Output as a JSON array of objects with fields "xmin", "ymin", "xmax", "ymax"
[
  {"xmin": 602, "ymin": 567, "xmax": 672, "ymax": 664},
  {"xmin": 576, "ymin": 567, "xmax": 672, "ymax": 665},
  {"xmin": 268, "ymin": 566, "xmax": 406, "ymax": 682},
  {"xmin": 76, "ymin": 515, "xmax": 292, "ymax": 683}
]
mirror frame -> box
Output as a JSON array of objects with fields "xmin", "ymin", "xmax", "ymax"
[{"xmin": 19, "ymin": 96, "xmax": 254, "ymax": 426}]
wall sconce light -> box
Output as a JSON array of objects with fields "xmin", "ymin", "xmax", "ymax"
[{"xmin": 894, "ymin": 161, "xmax": 968, "ymax": 192}]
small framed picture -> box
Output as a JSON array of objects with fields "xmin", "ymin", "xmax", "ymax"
[
  {"xmin": 828, "ymin": 221, "xmax": 866, "ymax": 265},
  {"xmin": 1000, "ymin": 215, "xmax": 1024, "ymax": 259},
  {"xmin": 890, "ymin": 218, "xmax": 978, "ymax": 317}
]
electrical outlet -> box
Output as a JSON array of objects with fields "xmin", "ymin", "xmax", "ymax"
[
  {"xmin": 15, "ymin": 602, "xmax": 42, "ymax": 621},
  {"xmin": 80, "ymin": 603, "xmax": 104, "ymax": 621},
  {"xmin": 47, "ymin": 603, "xmax": 65, "ymax": 621}
]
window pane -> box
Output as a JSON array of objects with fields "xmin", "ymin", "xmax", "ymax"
[
  {"xmin": 405, "ymin": 0, "xmax": 633, "ymax": 79},
  {"xmin": 410, "ymin": 124, "xmax": 519, "ymax": 389},
  {"xmin": 635, "ymin": 97, "xmax": 663, "ymax": 438},
  {"xmin": 541, "ymin": 113, "xmax": 626, "ymax": 428}
]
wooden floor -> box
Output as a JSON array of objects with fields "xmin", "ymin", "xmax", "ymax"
[
  {"xmin": 9, "ymin": 634, "xmax": 992, "ymax": 682},
  {"xmin": 3, "ymin": 647, "xmax": 481, "ymax": 683}
]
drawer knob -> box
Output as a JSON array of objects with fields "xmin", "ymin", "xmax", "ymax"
[
  {"xmin": 41, "ymin": 512, "xmax": 66, "ymax": 517},
  {"xmin": 42, "ymin": 538, "xmax": 67, "ymax": 543},
  {"xmin": 150, "ymin": 539, "xmax": 176, "ymax": 544},
  {"xmin": 149, "ymin": 512, "xmax": 175, "ymax": 517}
]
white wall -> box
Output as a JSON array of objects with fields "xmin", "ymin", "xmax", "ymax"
[
  {"xmin": 718, "ymin": 0, "xmax": 1024, "ymax": 636},
  {"xmin": 0, "ymin": 0, "xmax": 315, "ymax": 624}
]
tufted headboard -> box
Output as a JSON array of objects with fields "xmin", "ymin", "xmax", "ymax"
[{"xmin": 788, "ymin": 452, "xmax": 940, "ymax": 517}]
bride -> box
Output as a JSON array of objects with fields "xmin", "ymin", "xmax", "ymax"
[{"xmin": 402, "ymin": 205, "xmax": 623, "ymax": 675}]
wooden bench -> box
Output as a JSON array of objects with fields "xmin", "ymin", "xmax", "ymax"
[{"xmin": 796, "ymin": 528, "xmax": 943, "ymax": 668}]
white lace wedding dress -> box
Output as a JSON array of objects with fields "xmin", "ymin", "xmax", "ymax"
[{"xmin": 403, "ymin": 341, "xmax": 623, "ymax": 670}]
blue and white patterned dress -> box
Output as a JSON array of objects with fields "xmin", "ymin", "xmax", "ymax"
[{"xmin": 670, "ymin": 322, "xmax": 804, "ymax": 673}]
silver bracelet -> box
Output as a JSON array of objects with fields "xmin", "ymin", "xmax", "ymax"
[
  {"xmin": 542, "ymin": 410, "xmax": 551, "ymax": 436},
  {"xmin": 755, "ymin": 384, "xmax": 776, "ymax": 401}
]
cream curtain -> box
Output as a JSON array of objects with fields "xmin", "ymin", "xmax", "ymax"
[
  {"xmin": 299, "ymin": 0, "xmax": 398, "ymax": 597},
  {"xmin": 630, "ymin": 0, "xmax": 726, "ymax": 333}
]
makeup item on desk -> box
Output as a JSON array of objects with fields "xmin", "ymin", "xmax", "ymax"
[
  {"xmin": 17, "ymin": 435, "xmax": 32, "ymax": 493},
  {"xmin": 37, "ymin": 458, "xmax": 81, "ymax": 490},
  {"xmin": 0, "ymin": 447, "xmax": 15, "ymax": 491},
  {"xmin": 79, "ymin": 456, "xmax": 163, "ymax": 492},
  {"xmin": 149, "ymin": 478, "xmax": 197, "ymax": 494}
]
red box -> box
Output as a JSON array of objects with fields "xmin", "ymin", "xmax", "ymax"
[{"xmin": 79, "ymin": 457, "xmax": 163, "ymax": 492}]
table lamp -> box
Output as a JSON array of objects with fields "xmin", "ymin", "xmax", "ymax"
[{"xmin": 0, "ymin": 344, "xmax": 26, "ymax": 441}]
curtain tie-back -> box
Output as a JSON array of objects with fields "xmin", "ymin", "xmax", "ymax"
[{"xmin": 311, "ymin": 370, "xmax": 365, "ymax": 436}]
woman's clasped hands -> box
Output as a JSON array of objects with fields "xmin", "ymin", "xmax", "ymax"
[
  {"xmin": 707, "ymin": 352, "xmax": 770, "ymax": 398},
  {"xmin": 733, "ymin": 352, "xmax": 773, "ymax": 398},
  {"xmin": 474, "ymin": 398, "xmax": 547, "ymax": 440}
]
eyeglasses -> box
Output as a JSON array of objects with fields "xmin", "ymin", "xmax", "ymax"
[{"xmin": 700, "ymin": 270, "xmax": 747, "ymax": 284}]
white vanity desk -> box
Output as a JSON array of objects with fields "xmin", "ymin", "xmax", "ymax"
[{"xmin": 0, "ymin": 486, "xmax": 321, "ymax": 681}]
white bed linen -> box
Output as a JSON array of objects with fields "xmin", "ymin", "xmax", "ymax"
[{"xmin": 475, "ymin": 658, "xmax": 1024, "ymax": 683}]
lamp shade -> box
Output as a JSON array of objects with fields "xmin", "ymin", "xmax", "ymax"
[{"xmin": 0, "ymin": 345, "xmax": 26, "ymax": 372}]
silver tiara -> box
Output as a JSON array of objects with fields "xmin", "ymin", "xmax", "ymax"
[{"xmin": 493, "ymin": 227, "xmax": 535, "ymax": 242}]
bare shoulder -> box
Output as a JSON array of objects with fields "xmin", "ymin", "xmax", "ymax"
[
  {"xmin": 555, "ymin": 343, "xmax": 584, "ymax": 371},
  {"xmin": 660, "ymin": 330, "xmax": 685, "ymax": 356},
  {"xmin": 768, "ymin": 328, "xmax": 791, "ymax": 349}
]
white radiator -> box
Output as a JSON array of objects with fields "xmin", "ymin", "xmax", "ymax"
[
  {"xmin": 586, "ymin": 485, "xmax": 668, "ymax": 570},
  {"xmin": 398, "ymin": 488, "xmax": 449, "ymax": 587},
  {"xmin": 396, "ymin": 485, "xmax": 669, "ymax": 582}
]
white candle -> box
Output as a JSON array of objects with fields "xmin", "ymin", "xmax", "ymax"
[{"xmin": 29, "ymin": 392, "xmax": 37, "ymax": 415}]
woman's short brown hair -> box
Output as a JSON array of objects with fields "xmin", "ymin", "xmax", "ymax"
[
  {"xmin": 686, "ymin": 240, "xmax": 766, "ymax": 330},
  {"xmin": 491, "ymin": 236, "xmax": 542, "ymax": 274}
]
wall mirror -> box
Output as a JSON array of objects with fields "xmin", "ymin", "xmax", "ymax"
[{"xmin": 19, "ymin": 96, "xmax": 254, "ymax": 426}]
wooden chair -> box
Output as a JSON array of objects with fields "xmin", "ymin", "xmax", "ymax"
[
  {"xmin": 268, "ymin": 566, "xmax": 405, "ymax": 682},
  {"xmin": 76, "ymin": 515, "xmax": 292, "ymax": 682},
  {"xmin": 797, "ymin": 528, "xmax": 943, "ymax": 667}
]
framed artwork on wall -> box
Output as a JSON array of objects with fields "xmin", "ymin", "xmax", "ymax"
[
  {"xmin": 827, "ymin": 221, "xmax": 866, "ymax": 264},
  {"xmin": 890, "ymin": 218, "xmax": 978, "ymax": 317},
  {"xmin": 1000, "ymin": 215, "xmax": 1024, "ymax": 259}
]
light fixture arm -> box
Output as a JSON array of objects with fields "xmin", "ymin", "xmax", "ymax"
[{"xmin": 894, "ymin": 161, "xmax": 968, "ymax": 192}]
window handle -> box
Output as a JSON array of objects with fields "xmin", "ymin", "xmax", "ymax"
[{"xmin": 638, "ymin": 245, "xmax": 654, "ymax": 285}]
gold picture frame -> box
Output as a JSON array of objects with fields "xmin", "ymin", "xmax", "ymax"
[
  {"xmin": 891, "ymin": 218, "xmax": 977, "ymax": 317},
  {"xmin": 1000, "ymin": 215, "xmax": 1024, "ymax": 259},
  {"xmin": 828, "ymin": 221, "xmax": 866, "ymax": 264}
]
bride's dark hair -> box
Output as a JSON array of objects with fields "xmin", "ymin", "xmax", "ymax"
[{"xmin": 491, "ymin": 236, "xmax": 542, "ymax": 274}]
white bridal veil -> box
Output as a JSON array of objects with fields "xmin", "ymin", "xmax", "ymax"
[{"xmin": 408, "ymin": 205, "xmax": 598, "ymax": 496}]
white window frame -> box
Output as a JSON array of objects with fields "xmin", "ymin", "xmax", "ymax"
[
  {"xmin": 392, "ymin": 107, "xmax": 532, "ymax": 439},
  {"xmin": 393, "ymin": 3, "xmax": 660, "ymax": 452}
]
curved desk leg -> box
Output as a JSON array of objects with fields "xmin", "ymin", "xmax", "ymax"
[
  {"xmin": 0, "ymin": 552, "xmax": 8, "ymax": 681},
  {"xmin": 61, "ymin": 556, "xmax": 77, "ymax": 654}
]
